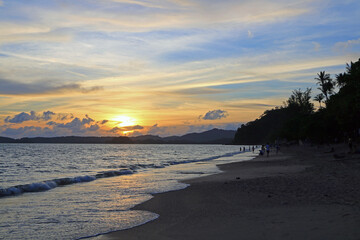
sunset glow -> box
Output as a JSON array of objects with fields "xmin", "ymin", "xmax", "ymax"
[
  {"xmin": 112, "ymin": 116, "xmax": 138, "ymax": 127},
  {"xmin": 0, "ymin": 0, "xmax": 359, "ymax": 138}
]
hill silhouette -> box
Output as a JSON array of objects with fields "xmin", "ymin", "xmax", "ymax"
[{"xmin": 0, "ymin": 128, "xmax": 236, "ymax": 144}]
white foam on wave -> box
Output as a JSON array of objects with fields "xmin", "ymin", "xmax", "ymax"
[
  {"xmin": 167, "ymin": 151, "xmax": 241, "ymax": 166},
  {"xmin": 0, "ymin": 169, "xmax": 133, "ymax": 198},
  {"xmin": 76, "ymin": 212, "xmax": 160, "ymax": 240},
  {"xmin": 0, "ymin": 150, "xmax": 244, "ymax": 198}
]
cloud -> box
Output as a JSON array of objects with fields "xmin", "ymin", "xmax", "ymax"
[
  {"xmin": 104, "ymin": 0, "xmax": 167, "ymax": 9},
  {"xmin": 0, "ymin": 122, "xmax": 101, "ymax": 138},
  {"xmin": 1, "ymin": 126, "xmax": 52, "ymax": 138},
  {"xmin": 312, "ymin": 41, "xmax": 320, "ymax": 51},
  {"xmin": 128, "ymin": 130, "xmax": 143, "ymax": 137},
  {"xmin": 200, "ymin": 109, "xmax": 229, "ymax": 120},
  {"xmin": 0, "ymin": 108, "xmax": 242, "ymax": 138},
  {"xmin": 57, "ymin": 113, "xmax": 74, "ymax": 121},
  {"xmin": 5, "ymin": 111, "xmax": 38, "ymax": 123},
  {"xmin": 167, "ymin": 87, "xmax": 231, "ymax": 96},
  {"xmin": 99, "ymin": 120, "xmax": 109, "ymax": 125},
  {"xmin": 4, "ymin": 110, "xmax": 55, "ymax": 123},
  {"xmin": 123, "ymin": 125, "xmax": 144, "ymax": 130},
  {"xmin": 109, "ymin": 125, "xmax": 144, "ymax": 133},
  {"xmin": 224, "ymin": 102, "xmax": 276, "ymax": 109},
  {"xmin": 51, "ymin": 84, "xmax": 104, "ymax": 94},
  {"xmin": 28, "ymin": 1, "xmax": 306, "ymax": 34},
  {"xmin": 88, "ymin": 124, "xmax": 100, "ymax": 131},
  {"xmin": 0, "ymin": 28, "xmax": 73, "ymax": 44},
  {"xmin": 83, "ymin": 115, "xmax": 94, "ymax": 124},
  {"xmin": 1, "ymin": 110, "xmax": 135, "ymax": 138},
  {"xmin": 0, "ymin": 78, "xmax": 103, "ymax": 95},
  {"xmin": 46, "ymin": 121, "xmax": 57, "ymax": 126},
  {"xmin": 42, "ymin": 111, "xmax": 56, "ymax": 121},
  {"xmin": 334, "ymin": 38, "xmax": 360, "ymax": 51},
  {"xmin": 43, "ymin": 115, "xmax": 100, "ymax": 135},
  {"xmin": 0, "ymin": 79, "xmax": 41, "ymax": 95},
  {"xmin": 248, "ymin": 30, "xmax": 254, "ymax": 38},
  {"xmin": 52, "ymin": 116, "xmax": 94, "ymax": 129},
  {"xmin": 1, "ymin": 110, "xmax": 146, "ymax": 138},
  {"xmin": 0, "ymin": 0, "xmax": 311, "ymax": 40},
  {"xmin": 187, "ymin": 124, "xmax": 214, "ymax": 133},
  {"xmin": 109, "ymin": 127, "xmax": 121, "ymax": 133},
  {"xmin": 147, "ymin": 123, "xmax": 171, "ymax": 136}
]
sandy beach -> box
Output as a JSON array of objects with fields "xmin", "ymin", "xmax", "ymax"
[{"xmin": 98, "ymin": 145, "xmax": 360, "ymax": 240}]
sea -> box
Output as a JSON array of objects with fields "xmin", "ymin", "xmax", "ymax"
[{"xmin": 0, "ymin": 144, "xmax": 255, "ymax": 239}]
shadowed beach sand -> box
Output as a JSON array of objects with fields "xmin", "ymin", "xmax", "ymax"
[{"xmin": 98, "ymin": 145, "xmax": 360, "ymax": 240}]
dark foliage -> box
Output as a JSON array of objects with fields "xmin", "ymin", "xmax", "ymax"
[
  {"xmin": 234, "ymin": 58, "xmax": 360, "ymax": 144},
  {"xmin": 328, "ymin": 59, "xmax": 360, "ymax": 139},
  {"xmin": 234, "ymin": 88, "xmax": 314, "ymax": 144},
  {"xmin": 234, "ymin": 107, "xmax": 288, "ymax": 144}
]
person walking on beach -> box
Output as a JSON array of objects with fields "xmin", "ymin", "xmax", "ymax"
[{"xmin": 266, "ymin": 143, "xmax": 270, "ymax": 157}]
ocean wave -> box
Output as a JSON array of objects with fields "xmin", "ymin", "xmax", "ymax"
[
  {"xmin": 76, "ymin": 213, "xmax": 160, "ymax": 240},
  {"xmin": 0, "ymin": 151, "xmax": 243, "ymax": 198},
  {"xmin": 0, "ymin": 169, "xmax": 133, "ymax": 198},
  {"xmin": 167, "ymin": 151, "xmax": 240, "ymax": 165}
]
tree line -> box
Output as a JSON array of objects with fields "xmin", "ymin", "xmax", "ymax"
[{"xmin": 234, "ymin": 58, "xmax": 360, "ymax": 144}]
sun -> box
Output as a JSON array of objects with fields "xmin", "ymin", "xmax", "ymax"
[{"xmin": 112, "ymin": 115, "xmax": 137, "ymax": 127}]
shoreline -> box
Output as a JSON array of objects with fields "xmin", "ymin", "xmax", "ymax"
[{"xmin": 97, "ymin": 144, "xmax": 360, "ymax": 240}]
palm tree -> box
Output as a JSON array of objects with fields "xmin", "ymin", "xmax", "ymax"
[
  {"xmin": 286, "ymin": 88, "xmax": 314, "ymax": 114},
  {"xmin": 314, "ymin": 93, "xmax": 324, "ymax": 108},
  {"xmin": 315, "ymin": 71, "xmax": 334, "ymax": 102},
  {"xmin": 336, "ymin": 60, "xmax": 359, "ymax": 87}
]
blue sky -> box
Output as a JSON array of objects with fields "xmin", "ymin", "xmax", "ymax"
[{"xmin": 0, "ymin": 0, "xmax": 359, "ymax": 137}]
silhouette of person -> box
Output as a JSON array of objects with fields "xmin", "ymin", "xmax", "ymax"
[{"xmin": 266, "ymin": 143, "xmax": 270, "ymax": 157}]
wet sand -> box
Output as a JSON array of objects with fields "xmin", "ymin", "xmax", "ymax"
[{"xmin": 98, "ymin": 145, "xmax": 360, "ymax": 240}]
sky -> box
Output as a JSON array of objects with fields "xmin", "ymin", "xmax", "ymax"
[{"xmin": 0, "ymin": 0, "xmax": 359, "ymax": 138}]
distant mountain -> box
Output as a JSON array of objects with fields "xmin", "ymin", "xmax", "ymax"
[
  {"xmin": 0, "ymin": 137, "xmax": 16, "ymax": 143},
  {"xmin": 162, "ymin": 128, "xmax": 236, "ymax": 144},
  {"xmin": 0, "ymin": 136, "xmax": 132, "ymax": 144},
  {"xmin": 129, "ymin": 128, "xmax": 236, "ymax": 144},
  {"xmin": 0, "ymin": 128, "xmax": 237, "ymax": 144},
  {"xmin": 131, "ymin": 135, "xmax": 166, "ymax": 144}
]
